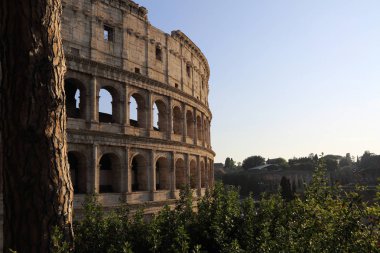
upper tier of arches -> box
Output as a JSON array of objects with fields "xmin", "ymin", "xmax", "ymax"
[
  {"xmin": 61, "ymin": 0, "xmax": 211, "ymax": 106},
  {"xmin": 64, "ymin": 75, "xmax": 212, "ymax": 149}
]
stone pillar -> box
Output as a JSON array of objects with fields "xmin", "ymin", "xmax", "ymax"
[
  {"xmin": 197, "ymin": 155, "xmax": 201, "ymax": 196},
  {"xmin": 182, "ymin": 104, "xmax": 187, "ymax": 142},
  {"xmin": 180, "ymin": 43, "xmax": 184, "ymax": 90},
  {"xmin": 186, "ymin": 154, "xmax": 190, "ymax": 186},
  {"xmin": 89, "ymin": 4, "xmax": 96, "ymax": 60},
  {"xmin": 91, "ymin": 144, "xmax": 99, "ymax": 193},
  {"xmin": 122, "ymin": 147, "xmax": 130, "ymax": 193},
  {"xmin": 145, "ymin": 22, "xmax": 149, "ymax": 77},
  {"xmin": 168, "ymin": 98, "xmax": 173, "ymax": 140},
  {"xmin": 201, "ymin": 114, "xmax": 205, "ymax": 147},
  {"xmin": 90, "ymin": 76, "xmax": 98, "ymax": 122},
  {"xmin": 123, "ymin": 85, "xmax": 129, "ymax": 131},
  {"xmin": 147, "ymin": 91, "xmax": 153, "ymax": 133},
  {"xmin": 191, "ymin": 55, "xmax": 194, "ymax": 97},
  {"xmin": 165, "ymin": 34, "xmax": 170, "ymax": 84},
  {"xmin": 121, "ymin": 10, "xmax": 127, "ymax": 70},
  {"xmin": 193, "ymin": 108, "xmax": 197, "ymax": 145},
  {"xmin": 171, "ymin": 152, "xmax": 176, "ymax": 192},
  {"xmin": 205, "ymin": 157, "xmax": 210, "ymax": 189},
  {"xmin": 149, "ymin": 150, "xmax": 156, "ymax": 200},
  {"xmin": 209, "ymin": 122, "xmax": 212, "ymax": 148}
]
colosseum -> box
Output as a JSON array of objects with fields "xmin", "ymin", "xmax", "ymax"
[
  {"xmin": 61, "ymin": 0, "xmax": 215, "ymax": 211},
  {"xmin": 0, "ymin": 0, "xmax": 215, "ymax": 248}
]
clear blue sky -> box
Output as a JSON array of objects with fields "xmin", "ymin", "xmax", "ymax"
[{"xmin": 132, "ymin": 0, "xmax": 380, "ymax": 163}]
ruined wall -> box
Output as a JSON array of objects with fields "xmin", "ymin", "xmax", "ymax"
[
  {"xmin": 61, "ymin": 0, "xmax": 210, "ymax": 105},
  {"xmin": 61, "ymin": 0, "xmax": 215, "ymax": 208}
]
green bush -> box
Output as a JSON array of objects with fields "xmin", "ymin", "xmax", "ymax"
[{"xmin": 54, "ymin": 161, "xmax": 380, "ymax": 253}]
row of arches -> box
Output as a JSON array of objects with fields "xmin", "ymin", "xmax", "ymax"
[
  {"xmin": 68, "ymin": 151, "xmax": 212, "ymax": 194},
  {"xmin": 65, "ymin": 78, "xmax": 211, "ymax": 145}
]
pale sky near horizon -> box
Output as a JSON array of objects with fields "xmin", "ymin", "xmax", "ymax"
[{"xmin": 123, "ymin": 0, "xmax": 380, "ymax": 163}]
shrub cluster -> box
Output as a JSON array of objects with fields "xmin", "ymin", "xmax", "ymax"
[{"xmin": 56, "ymin": 162, "xmax": 380, "ymax": 253}]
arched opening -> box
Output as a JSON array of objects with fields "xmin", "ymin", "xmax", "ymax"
[
  {"xmin": 68, "ymin": 151, "xmax": 87, "ymax": 193},
  {"xmin": 129, "ymin": 96, "xmax": 138, "ymax": 126},
  {"xmin": 186, "ymin": 110, "xmax": 194, "ymax": 139},
  {"xmin": 65, "ymin": 78, "xmax": 86, "ymax": 119},
  {"xmin": 153, "ymin": 100, "xmax": 168, "ymax": 132},
  {"xmin": 99, "ymin": 86, "xmax": 119, "ymax": 123},
  {"xmin": 99, "ymin": 153, "xmax": 120, "ymax": 193},
  {"xmin": 173, "ymin": 106, "xmax": 183, "ymax": 135},
  {"xmin": 156, "ymin": 157, "xmax": 170, "ymax": 190},
  {"xmin": 196, "ymin": 115, "xmax": 202, "ymax": 141},
  {"xmin": 175, "ymin": 158, "xmax": 186, "ymax": 189},
  {"xmin": 131, "ymin": 154, "xmax": 148, "ymax": 191},
  {"xmin": 129, "ymin": 93, "xmax": 146, "ymax": 128},
  {"xmin": 190, "ymin": 160, "xmax": 197, "ymax": 189},
  {"xmin": 201, "ymin": 161, "xmax": 206, "ymax": 188}
]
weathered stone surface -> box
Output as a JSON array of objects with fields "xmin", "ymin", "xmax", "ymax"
[{"xmin": 62, "ymin": 0, "xmax": 215, "ymax": 206}]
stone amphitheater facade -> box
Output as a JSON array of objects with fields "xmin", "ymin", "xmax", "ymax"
[
  {"xmin": 61, "ymin": 0, "xmax": 215, "ymax": 209},
  {"xmin": 0, "ymin": 0, "xmax": 214, "ymax": 248}
]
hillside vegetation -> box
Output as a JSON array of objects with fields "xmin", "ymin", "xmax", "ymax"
[{"xmin": 54, "ymin": 162, "xmax": 380, "ymax": 253}]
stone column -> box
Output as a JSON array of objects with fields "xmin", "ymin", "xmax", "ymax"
[
  {"xmin": 186, "ymin": 154, "xmax": 190, "ymax": 186},
  {"xmin": 191, "ymin": 55, "xmax": 194, "ymax": 97},
  {"xmin": 89, "ymin": 5, "xmax": 96, "ymax": 60},
  {"xmin": 209, "ymin": 122, "xmax": 212, "ymax": 148},
  {"xmin": 168, "ymin": 98, "xmax": 173, "ymax": 140},
  {"xmin": 145, "ymin": 22, "xmax": 149, "ymax": 77},
  {"xmin": 201, "ymin": 114, "xmax": 205, "ymax": 147},
  {"xmin": 90, "ymin": 76, "xmax": 98, "ymax": 123},
  {"xmin": 171, "ymin": 152, "xmax": 176, "ymax": 198},
  {"xmin": 149, "ymin": 150, "xmax": 156, "ymax": 200},
  {"xmin": 91, "ymin": 144, "xmax": 99, "ymax": 193},
  {"xmin": 182, "ymin": 104, "xmax": 187, "ymax": 142},
  {"xmin": 193, "ymin": 108, "xmax": 197, "ymax": 145},
  {"xmin": 147, "ymin": 91, "xmax": 153, "ymax": 134},
  {"xmin": 180, "ymin": 43, "xmax": 183, "ymax": 90},
  {"xmin": 205, "ymin": 160, "xmax": 209, "ymax": 189},
  {"xmin": 122, "ymin": 147, "xmax": 130, "ymax": 193},
  {"xmin": 165, "ymin": 34, "xmax": 169, "ymax": 84},
  {"xmin": 121, "ymin": 10, "xmax": 128, "ymax": 70},
  {"xmin": 123, "ymin": 85, "xmax": 129, "ymax": 132},
  {"xmin": 197, "ymin": 155, "xmax": 201, "ymax": 196}
]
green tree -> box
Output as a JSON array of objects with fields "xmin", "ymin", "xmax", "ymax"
[
  {"xmin": 63, "ymin": 163, "xmax": 380, "ymax": 253},
  {"xmin": 267, "ymin": 157, "xmax": 289, "ymax": 169},
  {"xmin": 280, "ymin": 176, "xmax": 294, "ymax": 201},
  {"xmin": 242, "ymin": 155, "xmax": 265, "ymax": 170},
  {"xmin": 224, "ymin": 157, "xmax": 236, "ymax": 169}
]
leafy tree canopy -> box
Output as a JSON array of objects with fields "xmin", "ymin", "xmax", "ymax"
[
  {"xmin": 242, "ymin": 155, "xmax": 265, "ymax": 170},
  {"xmin": 224, "ymin": 157, "xmax": 236, "ymax": 169},
  {"xmin": 267, "ymin": 158, "xmax": 288, "ymax": 169}
]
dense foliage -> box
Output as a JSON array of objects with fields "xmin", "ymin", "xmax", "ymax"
[
  {"xmin": 242, "ymin": 155, "xmax": 266, "ymax": 170},
  {"xmin": 55, "ymin": 162, "xmax": 380, "ymax": 253}
]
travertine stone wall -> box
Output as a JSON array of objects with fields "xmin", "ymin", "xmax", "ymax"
[
  {"xmin": 61, "ymin": 0, "xmax": 210, "ymax": 106},
  {"xmin": 61, "ymin": 0, "xmax": 215, "ymax": 207}
]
